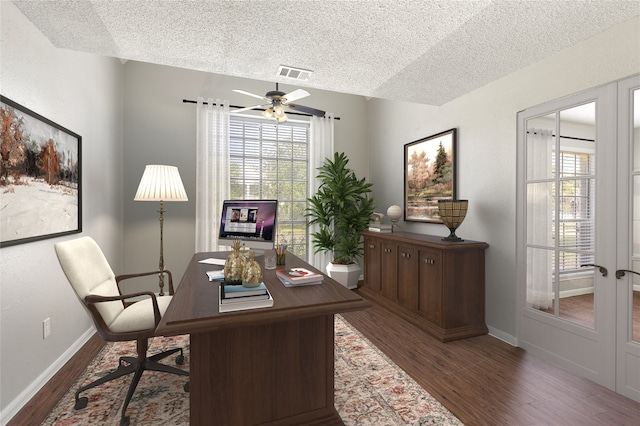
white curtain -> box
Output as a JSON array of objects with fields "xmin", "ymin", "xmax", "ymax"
[
  {"xmin": 308, "ymin": 114, "xmax": 335, "ymax": 271},
  {"xmin": 195, "ymin": 97, "xmax": 230, "ymax": 252},
  {"xmin": 526, "ymin": 128, "xmax": 553, "ymax": 309}
]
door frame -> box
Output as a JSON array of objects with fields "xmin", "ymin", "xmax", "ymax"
[{"xmin": 616, "ymin": 75, "xmax": 640, "ymax": 401}]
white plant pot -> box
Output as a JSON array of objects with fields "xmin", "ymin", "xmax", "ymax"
[{"xmin": 326, "ymin": 262, "xmax": 361, "ymax": 290}]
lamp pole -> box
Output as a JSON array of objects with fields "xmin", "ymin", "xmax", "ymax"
[{"xmin": 158, "ymin": 200, "xmax": 165, "ymax": 296}]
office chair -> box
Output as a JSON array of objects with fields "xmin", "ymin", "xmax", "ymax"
[{"xmin": 55, "ymin": 236, "xmax": 189, "ymax": 426}]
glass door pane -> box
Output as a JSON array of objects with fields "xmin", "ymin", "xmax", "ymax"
[
  {"xmin": 525, "ymin": 103, "xmax": 598, "ymax": 330},
  {"xmin": 557, "ymin": 103, "xmax": 596, "ymax": 329},
  {"xmin": 525, "ymin": 114, "xmax": 555, "ymax": 312}
]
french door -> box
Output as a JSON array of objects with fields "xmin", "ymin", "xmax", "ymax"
[{"xmin": 517, "ymin": 75, "xmax": 640, "ymax": 402}]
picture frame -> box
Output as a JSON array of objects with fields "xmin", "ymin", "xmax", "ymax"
[
  {"xmin": 404, "ymin": 128, "xmax": 457, "ymax": 223},
  {"xmin": 1, "ymin": 96, "xmax": 82, "ymax": 247}
]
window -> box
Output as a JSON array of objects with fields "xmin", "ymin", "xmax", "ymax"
[
  {"xmin": 229, "ymin": 116, "xmax": 310, "ymax": 260},
  {"xmin": 553, "ymin": 150, "xmax": 595, "ymax": 274}
]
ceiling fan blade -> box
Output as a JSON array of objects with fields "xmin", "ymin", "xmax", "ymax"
[
  {"xmin": 233, "ymin": 89, "xmax": 267, "ymax": 101},
  {"xmin": 232, "ymin": 104, "xmax": 266, "ymax": 113},
  {"xmin": 282, "ymin": 89, "xmax": 310, "ymax": 104},
  {"xmin": 287, "ymin": 103, "xmax": 326, "ymax": 117}
]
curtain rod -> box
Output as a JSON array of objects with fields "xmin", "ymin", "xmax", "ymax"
[
  {"xmin": 182, "ymin": 99, "xmax": 340, "ymax": 120},
  {"xmin": 526, "ymin": 131, "xmax": 594, "ymax": 142}
]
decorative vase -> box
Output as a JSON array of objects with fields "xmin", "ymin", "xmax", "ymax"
[
  {"xmin": 224, "ymin": 239, "xmax": 246, "ymax": 284},
  {"xmin": 386, "ymin": 205, "xmax": 402, "ymax": 232},
  {"xmin": 242, "ymin": 251, "xmax": 263, "ymax": 288},
  {"xmin": 437, "ymin": 200, "xmax": 468, "ymax": 241}
]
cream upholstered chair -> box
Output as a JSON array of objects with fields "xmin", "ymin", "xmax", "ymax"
[{"xmin": 55, "ymin": 236, "xmax": 188, "ymax": 426}]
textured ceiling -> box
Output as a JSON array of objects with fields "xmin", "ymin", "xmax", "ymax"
[{"xmin": 11, "ymin": 0, "xmax": 640, "ymax": 106}]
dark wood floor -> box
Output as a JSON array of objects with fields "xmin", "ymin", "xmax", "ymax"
[
  {"xmin": 342, "ymin": 290, "xmax": 640, "ymax": 426},
  {"xmin": 9, "ymin": 291, "xmax": 640, "ymax": 426}
]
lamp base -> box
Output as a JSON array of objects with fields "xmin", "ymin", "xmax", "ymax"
[{"xmin": 442, "ymin": 228, "xmax": 464, "ymax": 242}]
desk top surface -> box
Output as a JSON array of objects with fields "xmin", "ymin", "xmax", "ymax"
[{"xmin": 157, "ymin": 252, "xmax": 370, "ymax": 336}]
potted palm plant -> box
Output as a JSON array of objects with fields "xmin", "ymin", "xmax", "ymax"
[{"xmin": 306, "ymin": 152, "xmax": 375, "ymax": 289}]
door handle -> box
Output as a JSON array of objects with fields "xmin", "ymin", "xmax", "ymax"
[
  {"xmin": 615, "ymin": 269, "xmax": 640, "ymax": 279},
  {"xmin": 580, "ymin": 264, "xmax": 608, "ymax": 277}
]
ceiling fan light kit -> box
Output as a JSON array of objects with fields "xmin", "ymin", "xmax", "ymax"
[{"xmin": 233, "ymin": 83, "xmax": 325, "ymax": 122}]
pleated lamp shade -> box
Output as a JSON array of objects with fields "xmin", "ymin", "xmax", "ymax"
[{"xmin": 134, "ymin": 165, "xmax": 188, "ymax": 202}]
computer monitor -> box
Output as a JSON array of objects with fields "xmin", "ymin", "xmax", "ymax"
[{"xmin": 218, "ymin": 199, "xmax": 278, "ymax": 254}]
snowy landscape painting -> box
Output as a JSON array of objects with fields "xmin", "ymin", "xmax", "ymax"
[{"xmin": 1, "ymin": 96, "xmax": 81, "ymax": 247}]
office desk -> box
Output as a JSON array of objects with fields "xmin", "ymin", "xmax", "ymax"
[{"xmin": 157, "ymin": 252, "xmax": 370, "ymax": 425}]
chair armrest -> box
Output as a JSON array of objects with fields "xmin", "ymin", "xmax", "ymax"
[
  {"xmin": 85, "ymin": 291, "xmax": 162, "ymax": 326},
  {"xmin": 115, "ymin": 270, "xmax": 175, "ymax": 295}
]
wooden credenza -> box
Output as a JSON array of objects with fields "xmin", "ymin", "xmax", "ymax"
[{"xmin": 361, "ymin": 231, "xmax": 489, "ymax": 342}]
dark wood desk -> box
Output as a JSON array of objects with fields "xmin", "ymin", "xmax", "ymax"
[{"xmin": 157, "ymin": 252, "xmax": 370, "ymax": 425}]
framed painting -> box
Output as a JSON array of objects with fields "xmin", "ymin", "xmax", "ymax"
[
  {"xmin": 1, "ymin": 96, "xmax": 82, "ymax": 247},
  {"xmin": 404, "ymin": 128, "xmax": 457, "ymax": 223}
]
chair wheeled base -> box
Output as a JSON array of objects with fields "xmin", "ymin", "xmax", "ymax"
[{"xmin": 74, "ymin": 344, "xmax": 189, "ymax": 426}]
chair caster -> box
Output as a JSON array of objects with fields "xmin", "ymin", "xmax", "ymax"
[
  {"xmin": 74, "ymin": 396, "xmax": 88, "ymax": 410},
  {"xmin": 184, "ymin": 381, "xmax": 190, "ymax": 392},
  {"xmin": 176, "ymin": 354, "xmax": 185, "ymax": 365},
  {"xmin": 120, "ymin": 415, "xmax": 130, "ymax": 426}
]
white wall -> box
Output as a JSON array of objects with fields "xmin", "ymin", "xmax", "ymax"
[
  {"xmin": 121, "ymin": 61, "xmax": 370, "ymax": 288},
  {"xmin": 0, "ymin": 3, "xmax": 124, "ymax": 422},
  {"xmin": 366, "ymin": 16, "xmax": 640, "ymax": 342}
]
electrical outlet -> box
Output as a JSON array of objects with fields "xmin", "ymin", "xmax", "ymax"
[{"xmin": 43, "ymin": 317, "xmax": 51, "ymax": 339}]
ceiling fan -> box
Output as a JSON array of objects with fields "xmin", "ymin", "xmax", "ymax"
[{"xmin": 232, "ymin": 83, "xmax": 326, "ymax": 122}]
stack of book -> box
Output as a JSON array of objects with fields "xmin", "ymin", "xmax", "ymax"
[
  {"xmin": 276, "ymin": 267, "xmax": 323, "ymax": 287},
  {"xmin": 206, "ymin": 269, "xmax": 225, "ymax": 281},
  {"xmin": 368, "ymin": 223, "xmax": 392, "ymax": 233},
  {"xmin": 218, "ymin": 283, "xmax": 274, "ymax": 313}
]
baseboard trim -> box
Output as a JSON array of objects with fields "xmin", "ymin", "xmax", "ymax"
[
  {"xmin": 488, "ymin": 326, "xmax": 517, "ymax": 346},
  {"xmin": 0, "ymin": 327, "xmax": 94, "ymax": 426}
]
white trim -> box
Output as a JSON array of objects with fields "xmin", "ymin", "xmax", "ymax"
[
  {"xmin": 557, "ymin": 287, "xmax": 595, "ymax": 298},
  {"xmin": 488, "ymin": 327, "xmax": 517, "ymax": 346},
  {"xmin": 0, "ymin": 327, "xmax": 95, "ymax": 426}
]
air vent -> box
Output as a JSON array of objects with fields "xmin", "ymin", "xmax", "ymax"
[{"xmin": 277, "ymin": 65, "xmax": 313, "ymax": 81}]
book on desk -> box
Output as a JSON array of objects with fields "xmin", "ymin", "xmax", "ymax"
[
  {"xmin": 275, "ymin": 267, "xmax": 323, "ymax": 285},
  {"xmin": 218, "ymin": 284, "xmax": 274, "ymax": 313},
  {"xmin": 206, "ymin": 270, "xmax": 225, "ymax": 281},
  {"xmin": 221, "ymin": 282, "xmax": 268, "ymax": 299}
]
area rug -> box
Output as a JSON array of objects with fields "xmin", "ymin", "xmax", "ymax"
[{"xmin": 43, "ymin": 316, "xmax": 462, "ymax": 425}]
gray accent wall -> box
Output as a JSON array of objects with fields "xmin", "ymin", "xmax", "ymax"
[{"xmin": 121, "ymin": 61, "xmax": 371, "ymax": 290}]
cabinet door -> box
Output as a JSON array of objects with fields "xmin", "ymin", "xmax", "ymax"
[
  {"xmin": 419, "ymin": 248, "xmax": 443, "ymax": 326},
  {"xmin": 363, "ymin": 236, "xmax": 381, "ymax": 291},
  {"xmin": 381, "ymin": 242, "xmax": 397, "ymax": 301},
  {"xmin": 398, "ymin": 245, "xmax": 419, "ymax": 310}
]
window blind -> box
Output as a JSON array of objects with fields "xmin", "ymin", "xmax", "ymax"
[{"xmin": 229, "ymin": 117, "xmax": 310, "ymax": 260}]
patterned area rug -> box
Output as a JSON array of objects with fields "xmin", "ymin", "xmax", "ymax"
[{"xmin": 43, "ymin": 316, "xmax": 462, "ymax": 425}]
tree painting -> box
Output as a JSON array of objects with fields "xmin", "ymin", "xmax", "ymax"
[
  {"xmin": 404, "ymin": 129, "xmax": 456, "ymax": 223},
  {"xmin": 0, "ymin": 96, "xmax": 81, "ymax": 247}
]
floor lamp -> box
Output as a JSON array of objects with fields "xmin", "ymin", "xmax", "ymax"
[{"xmin": 134, "ymin": 165, "xmax": 188, "ymax": 296}]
